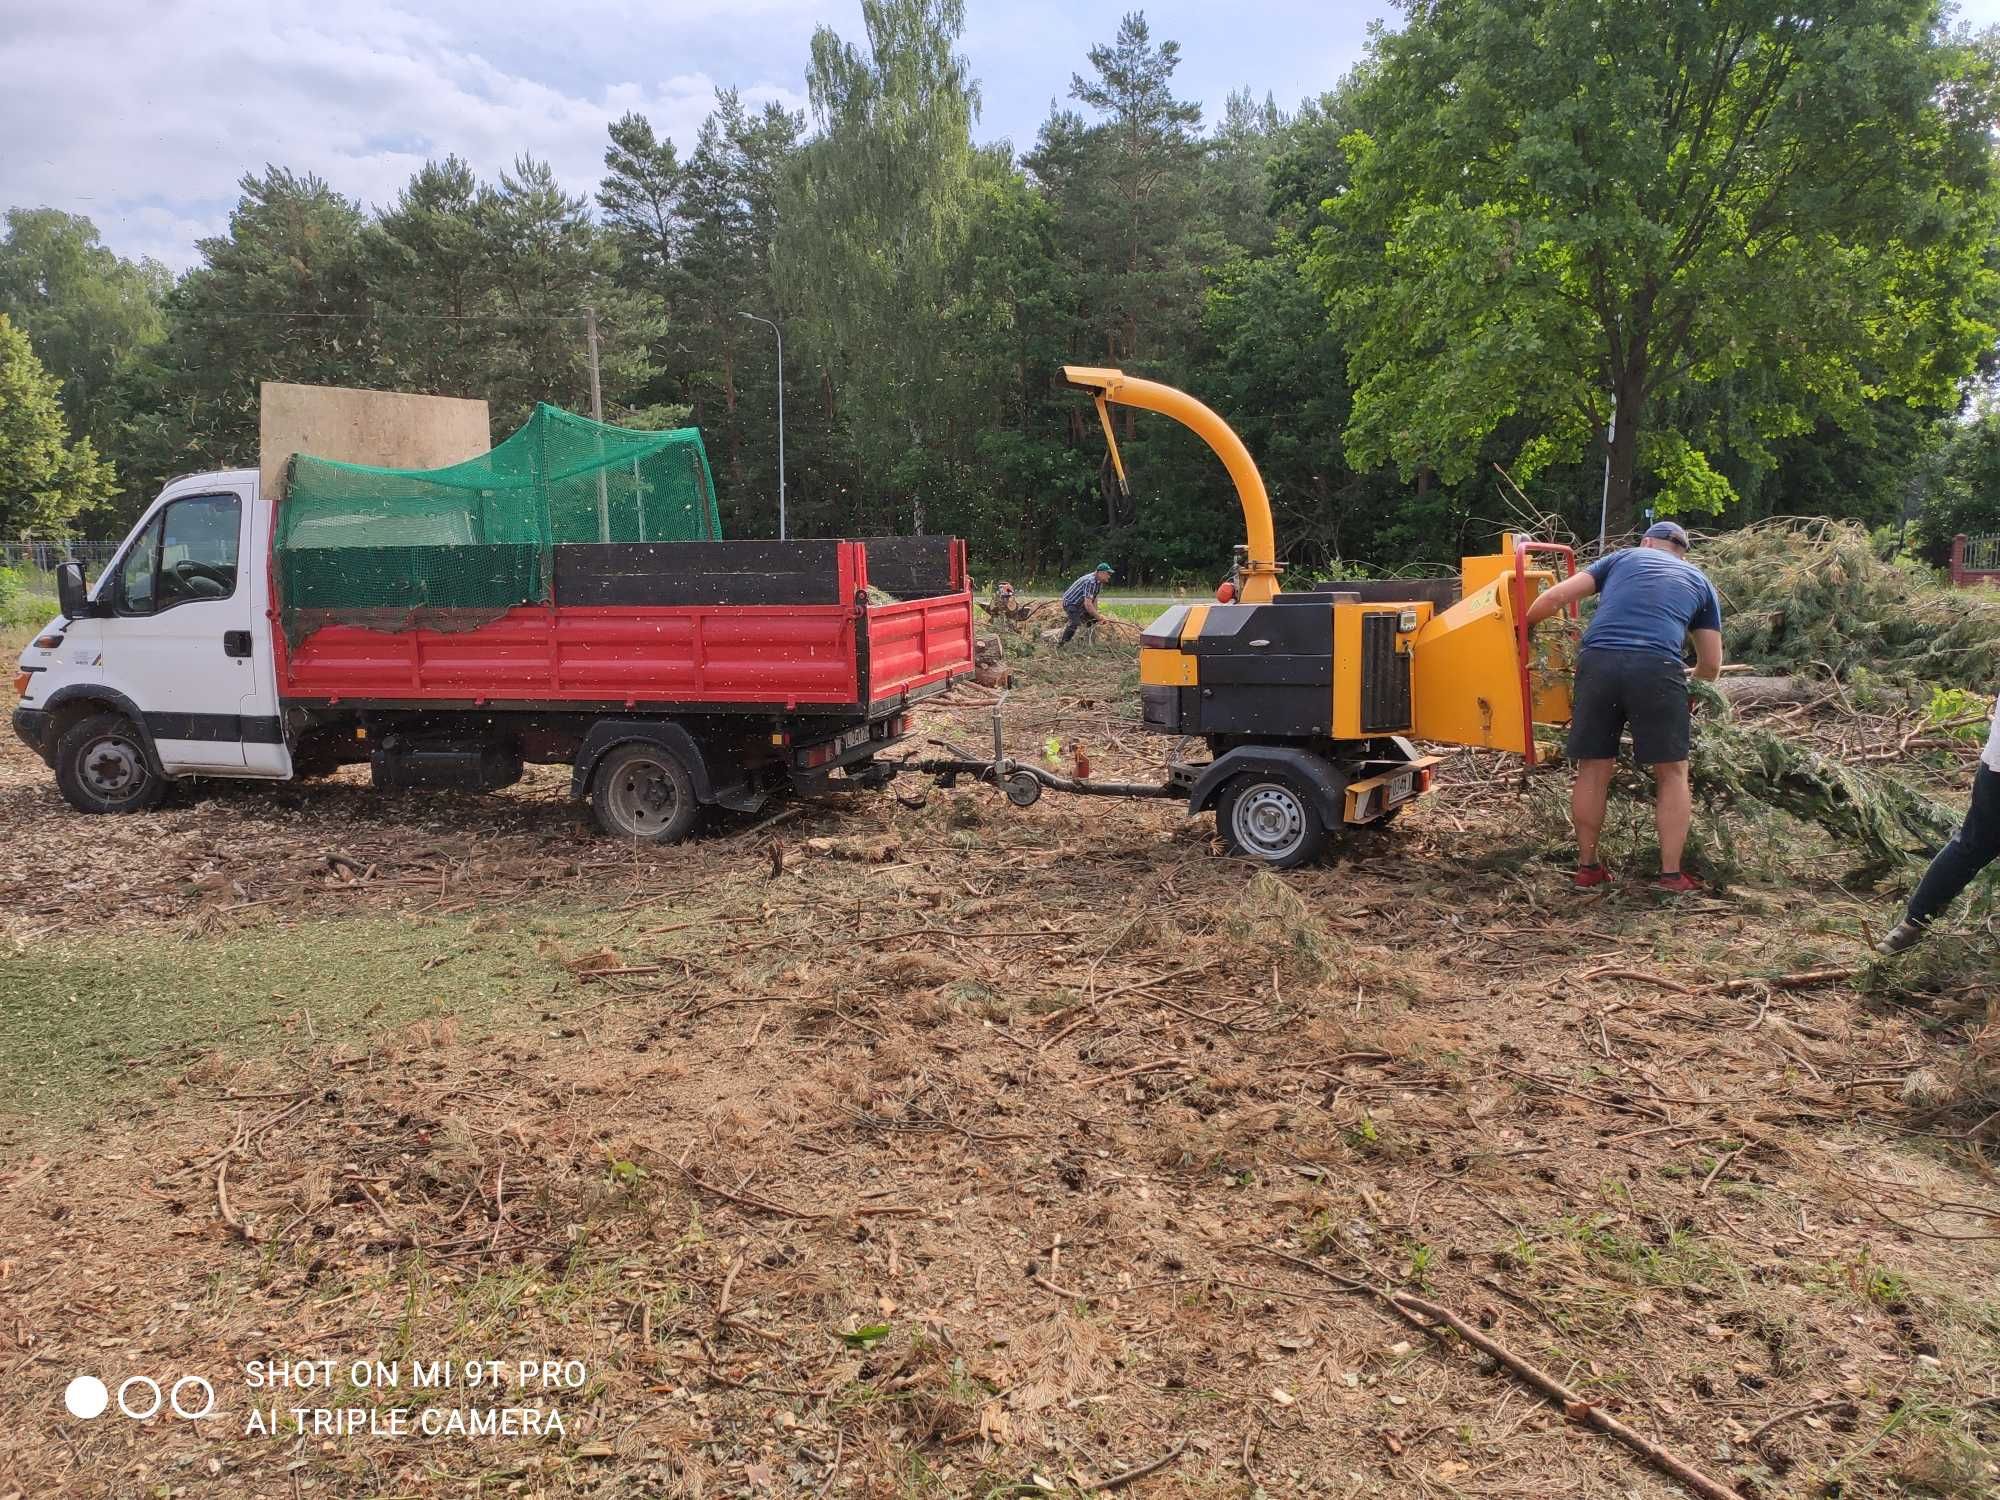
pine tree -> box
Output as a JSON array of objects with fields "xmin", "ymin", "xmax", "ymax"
[{"xmin": 0, "ymin": 312, "xmax": 117, "ymax": 535}]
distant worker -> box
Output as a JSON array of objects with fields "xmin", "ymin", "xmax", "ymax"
[
  {"xmin": 1524, "ymin": 521, "xmax": 1724, "ymax": 893},
  {"xmin": 1058, "ymin": 562, "xmax": 1113, "ymax": 646},
  {"xmin": 1874, "ymin": 692, "xmax": 2000, "ymax": 953}
]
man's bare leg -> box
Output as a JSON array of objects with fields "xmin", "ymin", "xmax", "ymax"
[
  {"xmin": 1652, "ymin": 760, "xmax": 1692, "ymax": 875},
  {"xmin": 1572, "ymin": 759, "xmax": 1616, "ymax": 866}
]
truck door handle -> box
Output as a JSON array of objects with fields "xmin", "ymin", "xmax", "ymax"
[{"xmin": 223, "ymin": 630, "xmax": 253, "ymax": 658}]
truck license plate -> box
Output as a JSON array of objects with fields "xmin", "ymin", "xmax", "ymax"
[
  {"xmin": 836, "ymin": 725, "xmax": 871, "ymax": 753},
  {"xmin": 1388, "ymin": 771, "xmax": 1415, "ymax": 804}
]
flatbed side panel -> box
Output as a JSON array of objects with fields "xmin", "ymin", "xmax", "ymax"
[
  {"xmin": 853, "ymin": 536, "xmax": 961, "ymax": 599},
  {"xmin": 554, "ymin": 607, "xmax": 857, "ymax": 699},
  {"xmin": 553, "ymin": 539, "xmax": 849, "ymax": 608},
  {"xmin": 279, "ymin": 604, "xmax": 864, "ymax": 705},
  {"xmin": 865, "ymin": 592, "xmax": 975, "ymax": 703}
]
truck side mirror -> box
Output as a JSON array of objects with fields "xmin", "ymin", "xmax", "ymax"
[{"xmin": 55, "ymin": 561, "xmax": 91, "ymax": 620}]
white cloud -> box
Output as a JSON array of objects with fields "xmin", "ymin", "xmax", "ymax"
[{"xmin": 0, "ymin": 0, "xmax": 815, "ymax": 269}]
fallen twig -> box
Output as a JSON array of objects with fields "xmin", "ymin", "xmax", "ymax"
[
  {"xmin": 1744, "ymin": 1398, "xmax": 1856, "ymax": 1449},
  {"xmin": 1080, "ymin": 1438, "xmax": 1189, "ymax": 1492},
  {"xmin": 1248, "ymin": 1246, "xmax": 1745, "ymax": 1500},
  {"xmin": 1578, "ymin": 966, "xmax": 1695, "ymax": 996},
  {"xmin": 1716, "ymin": 967, "xmax": 1857, "ymax": 995}
]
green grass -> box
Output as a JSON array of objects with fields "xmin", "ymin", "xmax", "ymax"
[
  {"xmin": 0, "ymin": 906, "xmax": 629, "ymax": 1121},
  {"xmin": 0, "ymin": 566, "xmax": 59, "ymax": 630}
]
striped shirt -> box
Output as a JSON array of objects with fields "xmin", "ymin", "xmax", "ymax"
[{"xmin": 1060, "ymin": 572, "xmax": 1102, "ymax": 613}]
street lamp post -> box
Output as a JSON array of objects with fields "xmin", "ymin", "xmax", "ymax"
[{"xmin": 738, "ymin": 312, "xmax": 786, "ymax": 541}]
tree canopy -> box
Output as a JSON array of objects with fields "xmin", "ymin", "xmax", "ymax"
[
  {"xmin": 0, "ymin": 312, "xmax": 116, "ymax": 535},
  {"xmin": 7, "ymin": 5, "xmax": 2000, "ymax": 580},
  {"xmin": 1312, "ymin": 0, "xmax": 2000, "ymax": 535}
]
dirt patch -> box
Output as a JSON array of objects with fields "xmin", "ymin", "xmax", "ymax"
[{"xmin": 1, "ymin": 638, "xmax": 1995, "ymax": 1499}]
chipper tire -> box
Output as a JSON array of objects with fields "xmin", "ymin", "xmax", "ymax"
[
  {"xmin": 591, "ymin": 741, "xmax": 700, "ymax": 844},
  {"xmin": 54, "ymin": 711, "xmax": 167, "ymax": 815},
  {"xmin": 1217, "ymin": 769, "xmax": 1328, "ymax": 869}
]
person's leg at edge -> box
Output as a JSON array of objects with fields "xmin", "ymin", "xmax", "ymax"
[
  {"xmin": 1652, "ymin": 760, "xmax": 1693, "ymax": 876},
  {"xmin": 1906, "ymin": 765, "xmax": 2000, "ymax": 927},
  {"xmin": 1572, "ymin": 759, "xmax": 1616, "ymax": 869}
]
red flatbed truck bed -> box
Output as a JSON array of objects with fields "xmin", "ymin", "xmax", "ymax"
[
  {"xmin": 268, "ymin": 535, "xmax": 976, "ymax": 839},
  {"xmin": 275, "ymin": 537, "xmax": 974, "ymax": 715}
]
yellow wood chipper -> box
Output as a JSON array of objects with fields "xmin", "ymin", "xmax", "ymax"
[{"xmin": 911, "ymin": 367, "xmax": 1578, "ymax": 866}]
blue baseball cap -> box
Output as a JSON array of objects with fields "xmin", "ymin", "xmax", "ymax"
[{"xmin": 1644, "ymin": 521, "xmax": 1690, "ymax": 549}]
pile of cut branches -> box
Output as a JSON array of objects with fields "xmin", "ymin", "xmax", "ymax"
[
  {"xmin": 1703, "ymin": 519, "xmax": 2000, "ymax": 686},
  {"xmin": 1687, "ymin": 682, "xmax": 1961, "ymax": 867}
]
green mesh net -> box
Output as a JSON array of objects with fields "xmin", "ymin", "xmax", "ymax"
[{"xmin": 276, "ymin": 404, "xmax": 721, "ymax": 636}]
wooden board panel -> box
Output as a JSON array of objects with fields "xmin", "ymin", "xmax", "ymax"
[{"xmin": 259, "ymin": 383, "xmax": 491, "ymax": 503}]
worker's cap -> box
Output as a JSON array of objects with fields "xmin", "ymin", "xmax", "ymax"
[
  {"xmin": 1094, "ymin": 561, "xmax": 1114, "ymax": 574},
  {"xmin": 1643, "ymin": 521, "xmax": 1691, "ymax": 549}
]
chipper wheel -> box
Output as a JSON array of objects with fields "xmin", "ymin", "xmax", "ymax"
[{"xmin": 1216, "ymin": 769, "xmax": 1328, "ymax": 869}]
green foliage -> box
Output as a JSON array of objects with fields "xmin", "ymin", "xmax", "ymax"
[
  {"xmin": 0, "ymin": 208, "xmax": 166, "ymax": 463},
  {"xmin": 0, "ymin": 312, "xmax": 116, "ymax": 534},
  {"xmin": 1925, "ymin": 687, "xmax": 1989, "ymax": 741},
  {"xmin": 780, "ymin": 0, "xmax": 981, "ymax": 533},
  {"xmin": 1915, "ymin": 405, "xmax": 2000, "ymax": 560},
  {"xmin": 1312, "ymin": 1, "xmax": 2000, "ymax": 535},
  {"xmin": 14, "ymin": 11, "xmax": 2000, "ymax": 585}
]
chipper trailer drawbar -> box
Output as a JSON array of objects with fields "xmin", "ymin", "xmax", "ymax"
[{"xmin": 904, "ymin": 366, "xmax": 1581, "ymax": 867}]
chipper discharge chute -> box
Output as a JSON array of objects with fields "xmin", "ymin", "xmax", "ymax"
[{"xmin": 915, "ymin": 368, "xmax": 1576, "ymax": 867}]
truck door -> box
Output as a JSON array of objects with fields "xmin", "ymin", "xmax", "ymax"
[{"xmin": 99, "ymin": 485, "xmax": 262, "ymax": 771}]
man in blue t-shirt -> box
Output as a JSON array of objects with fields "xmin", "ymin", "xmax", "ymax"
[{"xmin": 1525, "ymin": 521, "xmax": 1725, "ymax": 892}]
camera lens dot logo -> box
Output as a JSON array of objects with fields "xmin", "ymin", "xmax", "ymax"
[{"xmin": 64, "ymin": 1375, "xmax": 109, "ymax": 1420}]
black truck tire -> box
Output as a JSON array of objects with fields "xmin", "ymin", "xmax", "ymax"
[
  {"xmin": 54, "ymin": 711, "xmax": 167, "ymax": 815},
  {"xmin": 1217, "ymin": 768, "xmax": 1327, "ymax": 868},
  {"xmin": 591, "ymin": 741, "xmax": 701, "ymax": 843}
]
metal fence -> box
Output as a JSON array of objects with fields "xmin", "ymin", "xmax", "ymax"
[
  {"xmin": 1962, "ymin": 533, "xmax": 2000, "ymax": 574},
  {"xmin": 0, "ymin": 540, "xmax": 121, "ymax": 574}
]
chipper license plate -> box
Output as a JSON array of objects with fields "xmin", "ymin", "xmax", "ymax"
[{"xmin": 1387, "ymin": 771, "xmax": 1415, "ymax": 805}]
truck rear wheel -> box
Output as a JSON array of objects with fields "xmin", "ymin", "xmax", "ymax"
[
  {"xmin": 1217, "ymin": 770, "xmax": 1327, "ymax": 868},
  {"xmin": 591, "ymin": 741, "xmax": 700, "ymax": 843},
  {"xmin": 54, "ymin": 712, "xmax": 166, "ymax": 815}
]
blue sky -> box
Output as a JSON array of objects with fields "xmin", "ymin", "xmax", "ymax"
[{"xmin": 1, "ymin": 1, "xmax": 1993, "ymax": 271}]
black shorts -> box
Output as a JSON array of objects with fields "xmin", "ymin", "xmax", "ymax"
[{"xmin": 1566, "ymin": 649, "xmax": 1690, "ymax": 765}]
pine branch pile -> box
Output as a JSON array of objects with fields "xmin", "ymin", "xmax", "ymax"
[
  {"xmin": 1687, "ymin": 681, "xmax": 1961, "ymax": 867},
  {"xmin": 1702, "ymin": 519, "xmax": 2000, "ymax": 686}
]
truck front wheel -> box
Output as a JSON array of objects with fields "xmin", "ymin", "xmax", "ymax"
[
  {"xmin": 54, "ymin": 712, "xmax": 167, "ymax": 815},
  {"xmin": 1217, "ymin": 770, "xmax": 1327, "ymax": 868},
  {"xmin": 591, "ymin": 741, "xmax": 700, "ymax": 843}
]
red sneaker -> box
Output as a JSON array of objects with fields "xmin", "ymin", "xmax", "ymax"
[
  {"xmin": 1653, "ymin": 871, "xmax": 1704, "ymax": 894},
  {"xmin": 1573, "ymin": 863, "xmax": 1611, "ymax": 888}
]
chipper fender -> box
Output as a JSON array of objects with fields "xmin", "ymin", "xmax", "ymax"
[{"xmin": 1186, "ymin": 746, "xmax": 1347, "ymax": 829}]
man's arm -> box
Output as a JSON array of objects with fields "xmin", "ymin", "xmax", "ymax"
[
  {"xmin": 1690, "ymin": 629, "xmax": 1723, "ymax": 681},
  {"xmin": 1524, "ymin": 569, "xmax": 1597, "ymax": 626}
]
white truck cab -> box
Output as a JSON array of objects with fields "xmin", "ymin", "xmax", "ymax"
[{"xmin": 13, "ymin": 469, "xmax": 292, "ymax": 812}]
